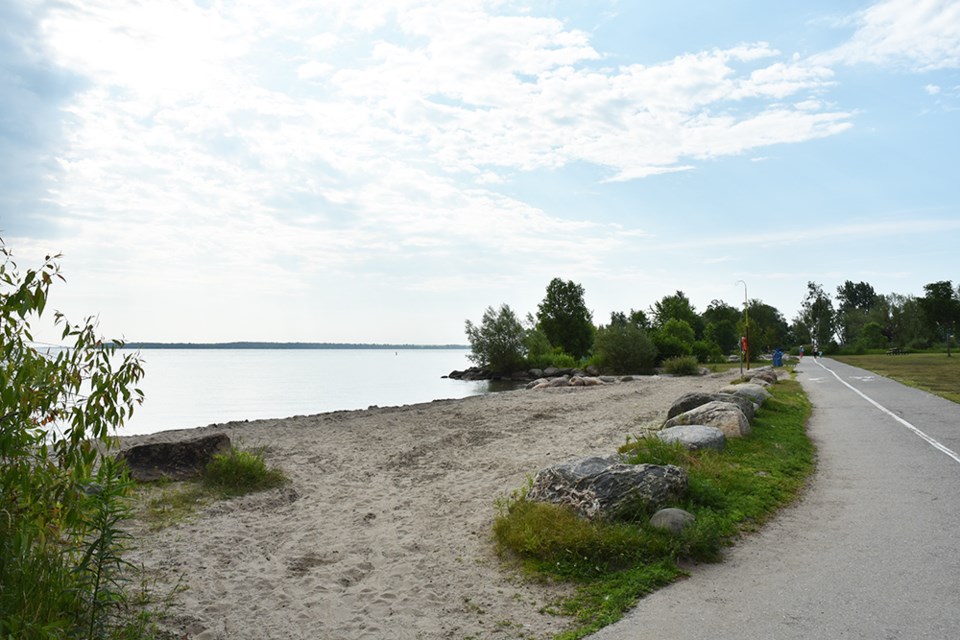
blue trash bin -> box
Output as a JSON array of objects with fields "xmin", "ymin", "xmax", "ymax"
[{"xmin": 773, "ymin": 349, "xmax": 783, "ymax": 367}]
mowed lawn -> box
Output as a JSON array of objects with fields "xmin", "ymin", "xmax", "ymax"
[{"xmin": 832, "ymin": 353, "xmax": 960, "ymax": 404}]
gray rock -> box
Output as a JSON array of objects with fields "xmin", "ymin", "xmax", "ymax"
[
  {"xmin": 118, "ymin": 433, "xmax": 231, "ymax": 482},
  {"xmin": 526, "ymin": 377, "xmax": 549, "ymax": 390},
  {"xmin": 719, "ymin": 383, "xmax": 772, "ymax": 405},
  {"xmin": 664, "ymin": 401, "xmax": 751, "ymax": 438},
  {"xmin": 650, "ymin": 507, "xmax": 696, "ymax": 535},
  {"xmin": 745, "ymin": 368, "xmax": 779, "ymax": 385},
  {"xmin": 526, "ymin": 456, "xmax": 688, "ymax": 521},
  {"xmin": 667, "ymin": 392, "xmax": 756, "ymax": 421},
  {"xmin": 657, "ymin": 425, "xmax": 726, "ymax": 451}
]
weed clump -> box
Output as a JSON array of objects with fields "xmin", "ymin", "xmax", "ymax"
[
  {"xmin": 662, "ymin": 355, "xmax": 701, "ymax": 376},
  {"xmin": 202, "ymin": 447, "xmax": 288, "ymax": 497}
]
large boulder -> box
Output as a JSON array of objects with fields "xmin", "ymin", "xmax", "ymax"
[
  {"xmin": 118, "ymin": 433, "xmax": 231, "ymax": 482},
  {"xmin": 719, "ymin": 383, "xmax": 772, "ymax": 405},
  {"xmin": 527, "ymin": 456, "xmax": 688, "ymax": 521},
  {"xmin": 657, "ymin": 425, "xmax": 726, "ymax": 451},
  {"xmin": 663, "ymin": 401, "xmax": 750, "ymax": 438},
  {"xmin": 745, "ymin": 368, "xmax": 779, "ymax": 385},
  {"xmin": 666, "ymin": 392, "xmax": 756, "ymax": 423}
]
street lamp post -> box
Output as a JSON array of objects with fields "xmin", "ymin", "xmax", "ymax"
[{"xmin": 736, "ymin": 280, "xmax": 749, "ymax": 373}]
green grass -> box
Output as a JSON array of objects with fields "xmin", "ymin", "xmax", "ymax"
[
  {"xmin": 832, "ymin": 352, "xmax": 960, "ymax": 404},
  {"xmin": 202, "ymin": 447, "xmax": 288, "ymax": 497},
  {"xmin": 137, "ymin": 447, "xmax": 288, "ymax": 530},
  {"xmin": 494, "ymin": 378, "xmax": 813, "ymax": 639}
]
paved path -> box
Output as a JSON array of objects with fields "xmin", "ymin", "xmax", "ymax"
[{"xmin": 589, "ymin": 358, "xmax": 960, "ymax": 640}]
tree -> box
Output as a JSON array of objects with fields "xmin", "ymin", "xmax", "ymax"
[
  {"xmin": 464, "ymin": 304, "xmax": 527, "ymax": 373},
  {"xmin": 651, "ymin": 291, "xmax": 703, "ymax": 337},
  {"xmin": 835, "ymin": 280, "xmax": 878, "ymax": 345},
  {"xmin": 593, "ymin": 322, "xmax": 657, "ymax": 374},
  {"xmin": 1, "ymin": 241, "xmax": 146, "ymax": 636},
  {"xmin": 536, "ymin": 278, "xmax": 594, "ymax": 359},
  {"xmin": 701, "ymin": 300, "xmax": 740, "ymax": 354},
  {"xmin": 797, "ymin": 281, "xmax": 835, "ymax": 349},
  {"xmin": 744, "ymin": 300, "xmax": 789, "ymax": 353},
  {"xmin": 918, "ymin": 280, "xmax": 960, "ymax": 346}
]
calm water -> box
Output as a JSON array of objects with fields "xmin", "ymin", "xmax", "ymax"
[{"xmin": 120, "ymin": 349, "xmax": 493, "ymax": 436}]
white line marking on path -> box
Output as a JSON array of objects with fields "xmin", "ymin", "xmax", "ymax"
[{"xmin": 812, "ymin": 359, "xmax": 960, "ymax": 466}]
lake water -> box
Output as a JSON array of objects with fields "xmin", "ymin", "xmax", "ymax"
[{"xmin": 119, "ymin": 349, "xmax": 495, "ymax": 436}]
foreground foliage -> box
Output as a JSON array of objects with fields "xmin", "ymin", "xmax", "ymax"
[
  {"xmin": 494, "ymin": 379, "xmax": 813, "ymax": 639},
  {"xmin": 1, "ymin": 242, "xmax": 151, "ymax": 638}
]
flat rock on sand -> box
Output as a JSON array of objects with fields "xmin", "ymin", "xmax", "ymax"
[{"xmin": 124, "ymin": 371, "xmax": 739, "ymax": 640}]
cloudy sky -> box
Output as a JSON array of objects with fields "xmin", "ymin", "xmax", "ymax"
[{"xmin": 3, "ymin": 0, "xmax": 958, "ymax": 344}]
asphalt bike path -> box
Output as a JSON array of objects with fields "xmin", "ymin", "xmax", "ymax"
[{"xmin": 589, "ymin": 357, "xmax": 960, "ymax": 640}]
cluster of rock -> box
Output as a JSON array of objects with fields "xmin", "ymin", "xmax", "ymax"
[
  {"xmin": 447, "ymin": 365, "xmax": 600, "ymax": 382},
  {"xmin": 525, "ymin": 366, "xmax": 783, "ymax": 534},
  {"xmin": 448, "ymin": 365, "xmax": 649, "ymax": 389}
]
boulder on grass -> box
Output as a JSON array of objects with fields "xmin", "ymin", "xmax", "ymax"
[
  {"xmin": 745, "ymin": 368, "xmax": 779, "ymax": 385},
  {"xmin": 657, "ymin": 425, "xmax": 726, "ymax": 451},
  {"xmin": 526, "ymin": 456, "xmax": 687, "ymax": 521},
  {"xmin": 650, "ymin": 507, "xmax": 696, "ymax": 535},
  {"xmin": 663, "ymin": 401, "xmax": 750, "ymax": 438},
  {"xmin": 118, "ymin": 433, "xmax": 231, "ymax": 482},
  {"xmin": 719, "ymin": 383, "xmax": 771, "ymax": 405},
  {"xmin": 666, "ymin": 392, "xmax": 756, "ymax": 423}
]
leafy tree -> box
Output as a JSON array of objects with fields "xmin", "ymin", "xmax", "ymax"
[
  {"xmin": 797, "ymin": 281, "xmax": 835, "ymax": 349},
  {"xmin": 918, "ymin": 280, "xmax": 960, "ymax": 345},
  {"xmin": 744, "ymin": 300, "xmax": 789, "ymax": 353},
  {"xmin": 835, "ymin": 280, "xmax": 879, "ymax": 345},
  {"xmin": 701, "ymin": 299, "xmax": 740, "ymax": 354},
  {"xmin": 536, "ymin": 278, "xmax": 594, "ymax": 359},
  {"xmin": 652, "ymin": 318, "xmax": 695, "ymax": 363},
  {"xmin": 651, "ymin": 291, "xmax": 703, "ymax": 337},
  {"xmin": 464, "ymin": 304, "xmax": 527, "ymax": 373},
  {"xmin": 659, "ymin": 318, "xmax": 695, "ymax": 345},
  {"xmin": 1, "ymin": 241, "xmax": 146, "ymax": 637},
  {"xmin": 887, "ymin": 293, "xmax": 926, "ymax": 347},
  {"xmin": 592, "ymin": 322, "xmax": 657, "ymax": 374},
  {"xmin": 858, "ymin": 322, "xmax": 888, "ymax": 350}
]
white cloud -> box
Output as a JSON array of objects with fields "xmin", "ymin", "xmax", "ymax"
[
  {"xmin": 819, "ymin": 0, "xmax": 960, "ymax": 71},
  {"xmin": 926, "ymin": 83, "xmax": 942, "ymax": 94}
]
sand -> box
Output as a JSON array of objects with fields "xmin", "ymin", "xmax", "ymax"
[{"xmin": 124, "ymin": 371, "xmax": 739, "ymax": 640}]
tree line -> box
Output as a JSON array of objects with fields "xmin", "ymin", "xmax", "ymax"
[{"xmin": 466, "ymin": 277, "xmax": 960, "ymax": 374}]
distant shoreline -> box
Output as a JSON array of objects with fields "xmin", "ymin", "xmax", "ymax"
[{"xmin": 119, "ymin": 341, "xmax": 469, "ymax": 350}]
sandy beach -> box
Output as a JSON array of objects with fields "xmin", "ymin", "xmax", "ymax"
[{"xmin": 124, "ymin": 371, "xmax": 739, "ymax": 640}]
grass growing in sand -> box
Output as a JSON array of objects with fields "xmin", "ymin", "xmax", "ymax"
[
  {"xmin": 139, "ymin": 447, "xmax": 287, "ymax": 530},
  {"xmin": 831, "ymin": 353, "xmax": 960, "ymax": 404},
  {"xmin": 494, "ymin": 378, "xmax": 813, "ymax": 639}
]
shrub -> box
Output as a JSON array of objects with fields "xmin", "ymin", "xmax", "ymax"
[
  {"xmin": 1, "ymin": 240, "xmax": 147, "ymax": 638},
  {"xmin": 203, "ymin": 447, "xmax": 288, "ymax": 497},
  {"xmin": 691, "ymin": 340, "xmax": 724, "ymax": 364},
  {"xmin": 651, "ymin": 334, "xmax": 692, "ymax": 363},
  {"xmin": 592, "ymin": 323, "xmax": 657, "ymax": 374},
  {"xmin": 465, "ymin": 304, "xmax": 527, "ymax": 373},
  {"xmin": 662, "ymin": 355, "xmax": 701, "ymax": 376}
]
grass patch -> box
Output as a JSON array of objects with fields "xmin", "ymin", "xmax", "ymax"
[
  {"xmin": 202, "ymin": 447, "xmax": 288, "ymax": 497},
  {"xmin": 832, "ymin": 353, "xmax": 960, "ymax": 404},
  {"xmin": 494, "ymin": 378, "xmax": 813, "ymax": 639},
  {"xmin": 137, "ymin": 447, "xmax": 288, "ymax": 530}
]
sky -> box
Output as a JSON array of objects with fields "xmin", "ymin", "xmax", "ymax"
[{"xmin": 2, "ymin": 0, "xmax": 959, "ymax": 345}]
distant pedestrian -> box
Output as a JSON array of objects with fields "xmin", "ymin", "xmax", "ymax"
[{"xmin": 799, "ymin": 345, "xmax": 804, "ymax": 360}]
